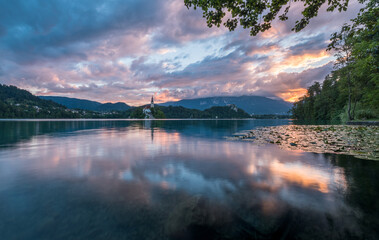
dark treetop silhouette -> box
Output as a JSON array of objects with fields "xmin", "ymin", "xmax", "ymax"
[{"xmin": 184, "ymin": 0, "xmax": 361, "ymax": 35}]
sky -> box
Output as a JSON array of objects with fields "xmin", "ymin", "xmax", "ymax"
[{"xmin": 0, "ymin": 0, "xmax": 363, "ymax": 105}]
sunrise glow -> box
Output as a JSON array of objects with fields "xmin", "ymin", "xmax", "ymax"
[
  {"xmin": 279, "ymin": 88, "xmax": 308, "ymax": 102},
  {"xmin": 0, "ymin": 0, "xmax": 363, "ymax": 105}
]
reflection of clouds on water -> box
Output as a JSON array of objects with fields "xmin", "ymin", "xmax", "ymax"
[
  {"xmin": 270, "ymin": 160, "xmax": 331, "ymax": 193},
  {"xmin": 1, "ymin": 120, "xmax": 378, "ymax": 239},
  {"xmin": 136, "ymin": 163, "xmax": 236, "ymax": 199},
  {"xmin": 2, "ymin": 124, "xmax": 348, "ymax": 212}
]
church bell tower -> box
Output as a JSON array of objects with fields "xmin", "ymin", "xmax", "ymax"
[{"xmin": 151, "ymin": 96, "xmax": 154, "ymax": 108}]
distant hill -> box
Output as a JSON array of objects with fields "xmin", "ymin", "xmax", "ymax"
[
  {"xmin": 0, "ymin": 85, "xmax": 132, "ymax": 118},
  {"xmin": 201, "ymin": 105, "xmax": 251, "ymax": 118},
  {"xmin": 0, "ymin": 84, "xmax": 289, "ymax": 119},
  {"xmin": 160, "ymin": 96, "xmax": 292, "ymax": 115},
  {"xmin": 0, "ymin": 84, "xmax": 78, "ymax": 118},
  {"xmin": 0, "ymin": 85, "xmax": 61, "ymax": 108},
  {"xmin": 95, "ymin": 102, "xmax": 131, "ymax": 111},
  {"xmin": 130, "ymin": 104, "xmax": 251, "ymax": 119},
  {"xmin": 39, "ymin": 96, "xmax": 131, "ymax": 112}
]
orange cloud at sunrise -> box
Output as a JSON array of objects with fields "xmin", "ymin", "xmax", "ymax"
[
  {"xmin": 270, "ymin": 50, "xmax": 331, "ymax": 75},
  {"xmin": 283, "ymin": 51, "xmax": 330, "ymax": 67},
  {"xmin": 278, "ymin": 88, "xmax": 308, "ymax": 102},
  {"xmin": 154, "ymin": 90, "xmax": 181, "ymax": 103}
]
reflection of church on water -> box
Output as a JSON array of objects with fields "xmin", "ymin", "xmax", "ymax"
[
  {"xmin": 142, "ymin": 96, "xmax": 156, "ymax": 141},
  {"xmin": 143, "ymin": 120, "xmax": 154, "ymax": 142}
]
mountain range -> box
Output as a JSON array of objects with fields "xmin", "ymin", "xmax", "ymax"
[
  {"xmin": 40, "ymin": 95, "xmax": 291, "ymax": 114},
  {"xmin": 39, "ymin": 96, "xmax": 131, "ymax": 112},
  {"xmin": 160, "ymin": 96, "xmax": 292, "ymax": 115},
  {"xmin": 1, "ymin": 84, "xmax": 290, "ymax": 118}
]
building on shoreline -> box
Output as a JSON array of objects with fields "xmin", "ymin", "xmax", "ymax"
[{"xmin": 143, "ymin": 96, "xmax": 155, "ymax": 119}]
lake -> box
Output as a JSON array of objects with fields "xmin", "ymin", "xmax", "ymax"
[{"xmin": 0, "ymin": 120, "xmax": 378, "ymax": 240}]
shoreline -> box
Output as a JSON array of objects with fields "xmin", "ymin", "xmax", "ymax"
[
  {"xmin": 347, "ymin": 121, "xmax": 379, "ymax": 126},
  {"xmin": 0, "ymin": 118, "xmax": 290, "ymax": 121},
  {"xmin": 230, "ymin": 125, "xmax": 379, "ymax": 161}
]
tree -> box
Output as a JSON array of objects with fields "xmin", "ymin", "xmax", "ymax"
[
  {"xmin": 327, "ymin": 0, "xmax": 378, "ymax": 120},
  {"xmin": 348, "ymin": 0, "xmax": 379, "ymax": 111},
  {"xmin": 151, "ymin": 107, "xmax": 166, "ymax": 119},
  {"xmin": 184, "ymin": 0, "xmax": 357, "ymax": 36},
  {"xmin": 327, "ymin": 24, "xmax": 356, "ymax": 120},
  {"xmin": 130, "ymin": 108, "xmax": 145, "ymax": 119},
  {"xmin": 291, "ymin": 0, "xmax": 377, "ymax": 122},
  {"xmin": 291, "ymin": 74, "xmax": 344, "ymax": 121},
  {"xmin": 314, "ymin": 74, "xmax": 340, "ymax": 120}
]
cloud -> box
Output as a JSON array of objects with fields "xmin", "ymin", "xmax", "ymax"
[
  {"xmin": 0, "ymin": 0, "xmax": 167, "ymax": 63},
  {"xmin": 0, "ymin": 0, "xmax": 364, "ymax": 105},
  {"xmin": 152, "ymin": 0, "xmax": 226, "ymax": 46}
]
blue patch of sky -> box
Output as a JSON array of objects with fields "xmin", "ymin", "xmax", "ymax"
[{"xmin": 145, "ymin": 35, "xmax": 234, "ymax": 73}]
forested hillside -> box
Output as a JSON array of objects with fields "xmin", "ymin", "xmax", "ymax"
[
  {"xmin": 129, "ymin": 105, "xmax": 251, "ymax": 119},
  {"xmin": 159, "ymin": 105, "xmax": 251, "ymax": 119},
  {"xmin": 40, "ymin": 96, "xmax": 131, "ymax": 112},
  {"xmin": 0, "ymin": 85, "xmax": 130, "ymax": 118},
  {"xmin": 160, "ymin": 96, "xmax": 292, "ymax": 114},
  {"xmin": 292, "ymin": 1, "xmax": 378, "ymax": 121},
  {"xmin": 0, "ymin": 84, "xmax": 78, "ymax": 118},
  {"xmin": 1, "ymin": 84, "xmax": 284, "ymax": 119}
]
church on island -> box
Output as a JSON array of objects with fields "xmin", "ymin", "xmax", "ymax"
[{"xmin": 143, "ymin": 96, "xmax": 155, "ymax": 119}]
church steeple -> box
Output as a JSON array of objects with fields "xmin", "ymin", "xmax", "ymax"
[{"xmin": 151, "ymin": 96, "xmax": 154, "ymax": 108}]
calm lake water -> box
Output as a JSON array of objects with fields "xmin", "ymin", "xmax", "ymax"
[{"xmin": 0, "ymin": 120, "xmax": 378, "ymax": 240}]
